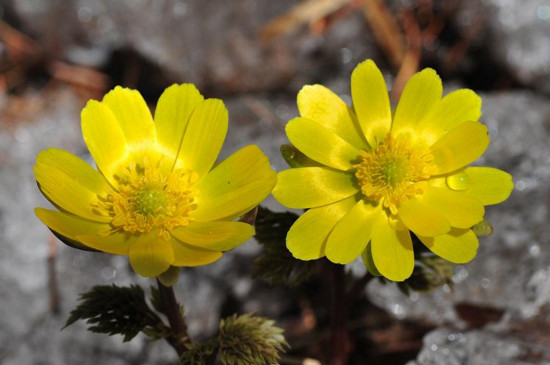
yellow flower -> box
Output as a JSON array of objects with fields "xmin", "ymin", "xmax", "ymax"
[
  {"xmin": 35, "ymin": 85, "xmax": 277, "ymax": 278},
  {"xmin": 273, "ymin": 60, "xmax": 513, "ymax": 281}
]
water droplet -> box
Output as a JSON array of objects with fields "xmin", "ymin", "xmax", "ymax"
[
  {"xmin": 15, "ymin": 127, "xmax": 30, "ymax": 143},
  {"xmin": 452, "ymin": 268, "xmax": 469, "ymax": 283},
  {"xmin": 481, "ymin": 278, "xmax": 491, "ymax": 289},
  {"xmin": 77, "ymin": 6, "xmax": 94, "ymax": 23},
  {"xmin": 173, "ymin": 1, "xmax": 188, "ymax": 16},
  {"xmin": 392, "ymin": 304, "xmax": 405, "ymax": 319},
  {"xmin": 430, "ymin": 344, "xmax": 438, "ymax": 351},
  {"xmin": 516, "ymin": 179, "xmax": 527, "ymax": 191},
  {"xmin": 340, "ymin": 48, "xmax": 352, "ymax": 64},
  {"xmin": 101, "ymin": 267, "xmax": 116, "ymax": 280},
  {"xmin": 536, "ymin": 5, "xmax": 550, "ymax": 20},
  {"xmin": 446, "ymin": 171, "xmax": 470, "ymax": 191},
  {"xmin": 529, "ymin": 243, "xmax": 541, "ymax": 257}
]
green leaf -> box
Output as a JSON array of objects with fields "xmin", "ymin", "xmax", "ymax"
[
  {"xmin": 179, "ymin": 341, "xmax": 217, "ymax": 365},
  {"xmin": 218, "ymin": 313, "xmax": 289, "ymax": 365},
  {"xmin": 253, "ymin": 207, "xmax": 317, "ymax": 286},
  {"xmin": 394, "ymin": 234, "xmax": 456, "ymax": 295},
  {"xmin": 65, "ymin": 284, "xmax": 166, "ymax": 342},
  {"xmin": 472, "ymin": 219, "xmax": 493, "ymax": 237}
]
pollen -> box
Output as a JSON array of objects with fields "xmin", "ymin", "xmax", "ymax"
[
  {"xmin": 353, "ymin": 135, "xmax": 437, "ymax": 214},
  {"xmin": 99, "ymin": 162, "xmax": 198, "ymax": 240}
]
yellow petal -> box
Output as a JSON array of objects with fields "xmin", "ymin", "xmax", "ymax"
[
  {"xmin": 154, "ymin": 84, "xmax": 204, "ymax": 163},
  {"xmin": 392, "ymin": 68, "xmax": 442, "ymax": 137},
  {"xmin": 286, "ymin": 117, "xmax": 360, "ymax": 171},
  {"xmin": 34, "ymin": 148, "xmax": 111, "ymax": 222},
  {"xmin": 273, "ymin": 167, "xmax": 358, "ymax": 209},
  {"xmin": 398, "ymin": 197, "xmax": 450, "ymax": 236},
  {"xmin": 176, "ymin": 99, "xmax": 228, "ymax": 178},
  {"xmin": 171, "ymin": 221, "xmax": 254, "ymax": 251},
  {"xmin": 326, "ymin": 200, "xmax": 381, "ymax": 264},
  {"xmin": 418, "ymin": 89, "xmax": 482, "ymax": 144},
  {"xmin": 102, "ymin": 87, "xmax": 156, "ymax": 150},
  {"xmin": 81, "ymin": 99, "xmax": 129, "ymax": 186},
  {"xmin": 193, "ymin": 145, "xmax": 276, "ymax": 221},
  {"xmin": 422, "ymin": 185, "xmax": 485, "ymax": 229},
  {"xmin": 351, "ymin": 59, "xmax": 391, "ymax": 148},
  {"xmin": 462, "ymin": 167, "xmax": 514, "ymax": 205},
  {"xmin": 287, "ymin": 195, "xmax": 357, "ymax": 260},
  {"xmin": 430, "ymin": 121, "xmax": 489, "ymax": 175},
  {"xmin": 171, "ymin": 239, "xmax": 223, "ymax": 266},
  {"xmin": 35, "ymin": 208, "xmax": 133, "ymax": 255},
  {"xmin": 297, "ymin": 84, "xmax": 367, "ymax": 149},
  {"xmin": 371, "ymin": 214, "xmax": 414, "ymax": 281},
  {"xmin": 129, "ymin": 233, "xmax": 175, "ymax": 277},
  {"xmin": 419, "ymin": 228, "xmax": 478, "ymax": 264}
]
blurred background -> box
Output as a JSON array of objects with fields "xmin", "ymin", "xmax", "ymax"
[{"xmin": 0, "ymin": 0, "xmax": 549, "ymax": 364}]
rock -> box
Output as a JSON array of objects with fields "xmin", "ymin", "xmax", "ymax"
[
  {"xmin": 456, "ymin": 0, "xmax": 550, "ymax": 94},
  {"xmin": 409, "ymin": 326, "xmax": 550, "ymax": 365},
  {"xmin": 8, "ymin": 0, "xmax": 379, "ymax": 92}
]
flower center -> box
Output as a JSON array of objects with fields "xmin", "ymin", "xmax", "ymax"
[
  {"xmin": 353, "ymin": 135, "xmax": 437, "ymax": 214},
  {"xmin": 100, "ymin": 162, "xmax": 198, "ymax": 240}
]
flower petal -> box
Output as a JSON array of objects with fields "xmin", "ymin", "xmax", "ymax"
[
  {"xmin": 351, "ymin": 59, "xmax": 392, "ymax": 148},
  {"xmin": 371, "ymin": 215, "xmax": 414, "ymax": 281},
  {"xmin": 430, "ymin": 121, "xmax": 489, "ymax": 175},
  {"xmin": 81, "ymin": 99, "xmax": 129, "ymax": 186},
  {"xmin": 287, "ymin": 195, "xmax": 357, "ymax": 260},
  {"xmin": 102, "ymin": 87, "xmax": 156, "ymax": 149},
  {"xmin": 193, "ymin": 145, "xmax": 276, "ymax": 221},
  {"xmin": 35, "ymin": 208, "xmax": 134, "ymax": 255},
  {"xmin": 129, "ymin": 233, "xmax": 175, "ymax": 277},
  {"xmin": 273, "ymin": 167, "xmax": 358, "ymax": 209},
  {"xmin": 392, "ymin": 68, "xmax": 442, "ymax": 136},
  {"xmin": 154, "ymin": 84, "xmax": 204, "ymax": 163},
  {"xmin": 176, "ymin": 99, "xmax": 228, "ymax": 179},
  {"xmin": 34, "ymin": 148, "xmax": 111, "ymax": 222},
  {"xmin": 171, "ymin": 221, "xmax": 254, "ymax": 251},
  {"xmin": 462, "ymin": 167, "xmax": 514, "ymax": 205},
  {"xmin": 418, "ymin": 89, "xmax": 482, "ymax": 144},
  {"xmin": 326, "ymin": 200, "xmax": 381, "ymax": 264},
  {"xmin": 422, "ymin": 185, "xmax": 485, "ymax": 228},
  {"xmin": 171, "ymin": 239, "xmax": 223, "ymax": 266},
  {"xmin": 286, "ymin": 117, "xmax": 360, "ymax": 171},
  {"xmin": 398, "ymin": 197, "xmax": 450, "ymax": 236},
  {"xmin": 419, "ymin": 228, "xmax": 478, "ymax": 264},
  {"xmin": 297, "ymin": 84, "xmax": 367, "ymax": 149}
]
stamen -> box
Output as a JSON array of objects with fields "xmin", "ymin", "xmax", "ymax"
[
  {"xmin": 97, "ymin": 161, "xmax": 198, "ymax": 239},
  {"xmin": 354, "ymin": 135, "xmax": 437, "ymax": 214}
]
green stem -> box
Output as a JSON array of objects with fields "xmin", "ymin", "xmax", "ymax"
[
  {"xmin": 156, "ymin": 279, "xmax": 190, "ymax": 356},
  {"xmin": 329, "ymin": 263, "xmax": 349, "ymax": 365},
  {"xmin": 329, "ymin": 265, "xmax": 372, "ymax": 365}
]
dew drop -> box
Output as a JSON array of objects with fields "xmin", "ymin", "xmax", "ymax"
[{"xmin": 446, "ymin": 171, "xmax": 470, "ymax": 191}]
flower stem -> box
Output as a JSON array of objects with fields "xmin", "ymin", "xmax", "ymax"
[
  {"xmin": 329, "ymin": 263, "xmax": 350, "ymax": 365},
  {"xmin": 156, "ymin": 279, "xmax": 190, "ymax": 356},
  {"xmin": 328, "ymin": 265, "xmax": 372, "ymax": 365}
]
